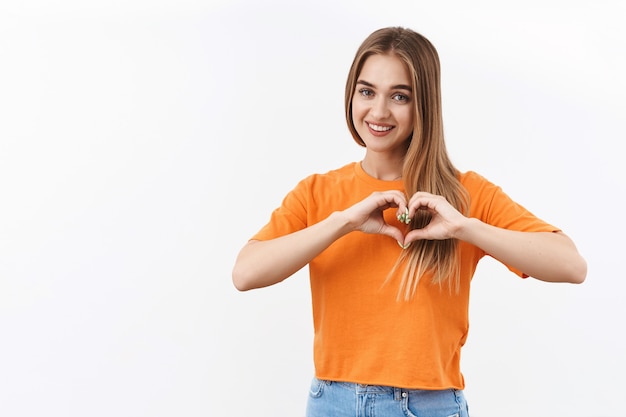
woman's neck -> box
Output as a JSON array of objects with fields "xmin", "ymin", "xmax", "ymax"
[{"xmin": 360, "ymin": 159, "xmax": 403, "ymax": 181}]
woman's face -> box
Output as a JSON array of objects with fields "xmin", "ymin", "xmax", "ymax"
[{"xmin": 351, "ymin": 53, "xmax": 414, "ymax": 157}]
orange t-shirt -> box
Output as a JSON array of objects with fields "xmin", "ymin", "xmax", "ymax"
[{"xmin": 252, "ymin": 162, "xmax": 559, "ymax": 389}]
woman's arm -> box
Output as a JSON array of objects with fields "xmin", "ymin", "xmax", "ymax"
[
  {"xmin": 232, "ymin": 190, "xmax": 409, "ymax": 291},
  {"xmin": 404, "ymin": 191, "xmax": 587, "ymax": 284},
  {"xmin": 232, "ymin": 211, "xmax": 352, "ymax": 291},
  {"xmin": 457, "ymin": 221, "xmax": 586, "ymax": 283}
]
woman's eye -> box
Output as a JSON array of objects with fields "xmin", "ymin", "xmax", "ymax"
[
  {"xmin": 393, "ymin": 93, "xmax": 409, "ymax": 102},
  {"xmin": 358, "ymin": 88, "xmax": 374, "ymax": 97}
]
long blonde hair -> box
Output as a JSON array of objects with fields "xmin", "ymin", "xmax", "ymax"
[{"xmin": 345, "ymin": 27, "xmax": 469, "ymax": 300}]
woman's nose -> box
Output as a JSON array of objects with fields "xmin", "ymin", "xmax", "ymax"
[{"xmin": 370, "ymin": 97, "xmax": 390, "ymax": 119}]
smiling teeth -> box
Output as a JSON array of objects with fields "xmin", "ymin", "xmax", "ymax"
[{"xmin": 369, "ymin": 123, "xmax": 392, "ymax": 132}]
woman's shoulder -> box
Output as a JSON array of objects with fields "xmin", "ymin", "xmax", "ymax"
[
  {"xmin": 300, "ymin": 162, "xmax": 358, "ymax": 184},
  {"xmin": 459, "ymin": 170, "xmax": 485, "ymax": 182},
  {"xmin": 459, "ymin": 170, "xmax": 496, "ymax": 189},
  {"xmin": 288, "ymin": 162, "xmax": 361, "ymax": 208},
  {"xmin": 458, "ymin": 170, "xmax": 506, "ymax": 202}
]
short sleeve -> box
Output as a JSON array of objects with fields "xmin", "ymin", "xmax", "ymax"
[
  {"xmin": 250, "ymin": 178, "xmax": 310, "ymax": 241},
  {"xmin": 463, "ymin": 171, "xmax": 561, "ymax": 277}
]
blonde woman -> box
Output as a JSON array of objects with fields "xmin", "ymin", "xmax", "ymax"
[{"xmin": 232, "ymin": 26, "xmax": 586, "ymax": 417}]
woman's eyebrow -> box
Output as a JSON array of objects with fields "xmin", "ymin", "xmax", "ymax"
[{"xmin": 356, "ymin": 79, "xmax": 412, "ymax": 92}]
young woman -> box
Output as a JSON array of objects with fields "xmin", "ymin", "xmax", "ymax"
[{"xmin": 232, "ymin": 26, "xmax": 586, "ymax": 417}]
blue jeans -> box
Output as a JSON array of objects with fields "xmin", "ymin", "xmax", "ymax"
[{"xmin": 306, "ymin": 378, "xmax": 470, "ymax": 417}]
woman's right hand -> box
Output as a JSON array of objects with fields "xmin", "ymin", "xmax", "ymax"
[{"xmin": 343, "ymin": 190, "xmax": 408, "ymax": 244}]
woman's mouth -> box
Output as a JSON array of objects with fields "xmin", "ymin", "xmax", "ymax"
[{"xmin": 367, "ymin": 122, "xmax": 394, "ymax": 135}]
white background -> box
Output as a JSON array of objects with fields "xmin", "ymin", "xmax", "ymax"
[{"xmin": 1, "ymin": 1, "xmax": 624, "ymax": 416}]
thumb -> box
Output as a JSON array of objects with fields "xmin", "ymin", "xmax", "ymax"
[{"xmin": 378, "ymin": 225, "xmax": 405, "ymax": 244}]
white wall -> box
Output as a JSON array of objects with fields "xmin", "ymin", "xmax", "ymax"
[{"xmin": 1, "ymin": 1, "xmax": 623, "ymax": 416}]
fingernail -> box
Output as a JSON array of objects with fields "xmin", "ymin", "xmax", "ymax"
[
  {"xmin": 397, "ymin": 241, "xmax": 411, "ymax": 249},
  {"xmin": 397, "ymin": 207, "xmax": 411, "ymax": 224}
]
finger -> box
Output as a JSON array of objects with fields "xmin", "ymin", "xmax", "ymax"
[
  {"xmin": 370, "ymin": 191, "xmax": 407, "ymax": 214},
  {"xmin": 378, "ymin": 225, "xmax": 406, "ymax": 244},
  {"xmin": 370, "ymin": 190, "xmax": 406, "ymax": 219},
  {"xmin": 381, "ymin": 190, "xmax": 408, "ymax": 207},
  {"xmin": 407, "ymin": 191, "xmax": 435, "ymax": 204},
  {"xmin": 407, "ymin": 194, "xmax": 443, "ymax": 217},
  {"xmin": 403, "ymin": 227, "xmax": 438, "ymax": 244},
  {"xmin": 396, "ymin": 206, "xmax": 411, "ymax": 225}
]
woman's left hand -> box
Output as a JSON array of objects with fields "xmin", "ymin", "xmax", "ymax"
[{"xmin": 403, "ymin": 191, "xmax": 468, "ymax": 244}]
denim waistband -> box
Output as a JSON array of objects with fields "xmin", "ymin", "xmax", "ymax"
[
  {"xmin": 307, "ymin": 378, "xmax": 468, "ymax": 417},
  {"xmin": 330, "ymin": 381, "xmax": 407, "ymax": 399}
]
